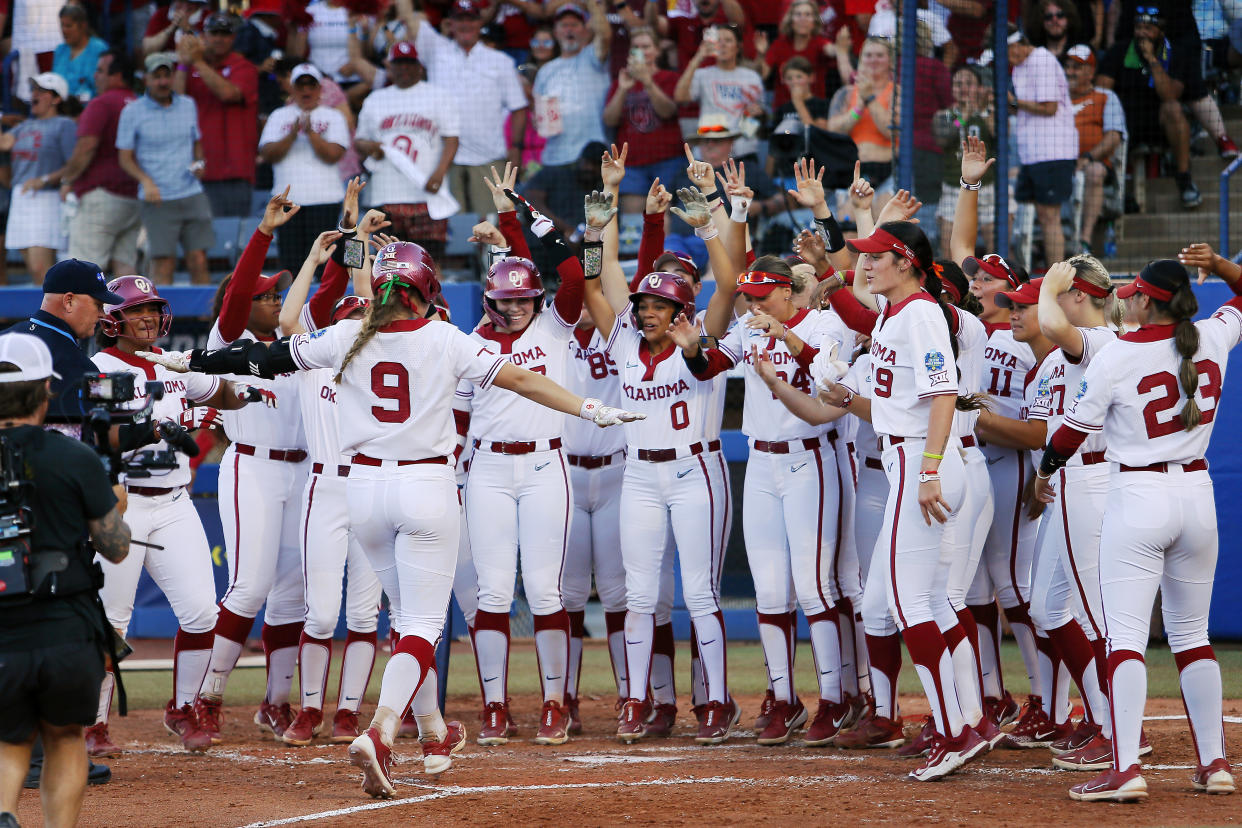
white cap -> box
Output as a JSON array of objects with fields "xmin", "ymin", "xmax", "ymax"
[
  {"xmin": 290, "ymin": 62, "xmax": 324, "ymax": 84},
  {"xmin": 30, "ymin": 71, "xmax": 69, "ymax": 100},
  {"xmin": 0, "ymin": 334, "xmax": 60, "ymax": 383}
]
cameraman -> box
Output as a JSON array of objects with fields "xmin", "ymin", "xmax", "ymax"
[{"xmin": 0, "ymin": 335, "xmax": 130, "ymax": 828}]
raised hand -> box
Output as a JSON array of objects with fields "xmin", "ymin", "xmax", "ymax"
[
  {"xmin": 358, "ymin": 208, "xmax": 391, "ymax": 236},
  {"xmin": 786, "ymin": 156, "xmax": 827, "ymax": 209},
  {"xmin": 340, "ymin": 176, "xmax": 365, "ymax": 230},
  {"xmin": 259, "ymin": 187, "xmax": 301, "ymax": 234},
  {"xmin": 670, "ymin": 187, "xmax": 711, "ymax": 228},
  {"xmin": 1179, "ymin": 242, "xmax": 1222, "ymax": 284},
  {"xmin": 794, "ymin": 228, "xmax": 829, "ymax": 271},
  {"xmin": 960, "ymin": 135, "xmax": 995, "ymax": 187},
  {"xmin": 584, "ymin": 189, "xmax": 618, "ymax": 230},
  {"xmin": 138, "ymin": 349, "xmax": 192, "ymax": 373},
  {"xmin": 505, "ymin": 187, "xmax": 555, "ymax": 237},
  {"xmin": 1043, "ymin": 260, "xmax": 1076, "ymax": 295},
  {"xmin": 683, "ymin": 143, "xmax": 716, "ymax": 191},
  {"xmin": 745, "ymin": 312, "xmax": 787, "ymax": 340},
  {"xmin": 717, "ymin": 157, "xmax": 753, "ymax": 200},
  {"xmin": 875, "ymin": 189, "xmax": 922, "ymax": 224},
  {"xmin": 668, "ymin": 311, "xmax": 701, "ymax": 349},
  {"xmin": 306, "ymin": 230, "xmax": 343, "ymax": 266},
  {"xmin": 601, "ymin": 142, "xmax": 628, "ymax": 189},
  {"xmin": 368, "ymin": 232, "xmax": 402, "ymax": 251},
  {"xmin": 484, "ymin": 162, "xmax": 519, "ymax": 212},
  {"xmin": 848, "ymin": 161, "xmax": 874, "ymax": 214},
  {"xmin": 645, "ymin": 178, "xmax": 672, "ymax": 215},
  {"xmin": 469, "ymin": 220, "xmax": 507, "ymax": 247}
]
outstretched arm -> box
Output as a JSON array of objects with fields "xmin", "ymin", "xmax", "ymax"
[
  {"xmin": 599, "ymin": 144, "xmax": 632, "ymax": 312},
  {"xmin": 753, "ymin": 346, "xmax": 847, "ymax": 425},
  {"xmin": 493, "ymin": 362, "xmax": 640, "ymax": 426},
  {"xmin": 279, "ymin": 230, "xmax": 343, "ymax": 334}
]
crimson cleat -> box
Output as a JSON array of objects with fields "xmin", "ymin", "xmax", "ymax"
[
  {"xmin": 1050, "ymin": 720, "xmax": 1100, "ymax": 756},
  {"xmin": 397, "ymin": 710, "xmax": 419, "ymax": 739},
  {"xmin": 1069, "ymin": 763, "xmax": 1147, "ymax": 802},
  {"xmin": 85, "ymin": 723, "xmax": 119, "ymax": 758},
  {"xmin": 692, "ymin": 703, "xmax": 707, "ymax": 729},
  {"xmin": 195, "ymin": 696, "xmax": 224, "ymax": 744},
  {"xmin": 477, "ymin": 702, "xmax": 510, "ymax": 746},
  {"xmin": 896, "ymin": 716, "xmax": 938, "ymax": 758},
  {"xmin": 349, "ymin": 727, "xmax": 396, "ymax": 799},
  {"xmin": 645, "ymin": 702, "xmax": 677, "ymax": 737},
  {"xmin": 332, "ymin": 709, "xmax": 361, "ymax": 743},
  {"xmin": 999, "ymin": 697, "xmax": 1069, "ymax": 749},
  {"xmin": 835, "ymin": 714, "xmax": 905, "ymax": 749},
  {"xmin": 282, "ymin": 707, "xmax": 324, "ymax": 746},
  {"xmin": 986, "ymin": 692, "xmax": 1020, "ymax": 728},
  {"xmin": 617, "ymin": 698, "xmax": 651, "ymax": 743},
  {"xmin": 753, "ymin": 689, "xmax": 776, "ymax": 732},
  {"xmin": 164, "ymin": 700, "xmax": 195, "ymax": 739},
  {"xmin": 974, "ymin": 716, "xmax": 1005, "ymax": 750},
  {"xmin": 565, "ymin": 695, "xmax": 583, "ymax": 735},
  {"xmin": 1138, "ymin": 728, "xmax": 1153, "ymax": 757},
  {"xmin": 1193, "ymin": 758, "xmax": 1235, "ymax": 794},
  {"xmin": 534, "ymin": 700, "xmax": 570, "ymax": 745},
  {"xmin": 757, "ymin": 697, "xmax": 807, "ymax": 745},
  {"xmin": 421, "ymin": 720, "xmax": 467, "ymax": 775},
  {"xmin": 255, "ymin": 701, "xmax": 294, "ymax": 738},
  {"xmin": 843, "ymin": 692, "xmax": 871, "ymax": 731},
  {"xmin": 1053, "ymin": 733, "xmax": 1114, "ymax": 771},
  {"xmin": 804, "ymin": 699, "xmax": 852, "ymax": 747},
  {"xmin": 695, "ymin": 698, "xmax": 741, "ymax": 745}
]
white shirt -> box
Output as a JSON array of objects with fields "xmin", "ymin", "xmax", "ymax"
[
  {"xmin": 259, "ymin": 104, "xmax": 350, "ymax": 205},
  {"xmin": 562, "ymin": 326, "xmax": 627, "ymax": 457},
  {"xmin": 292, "ymin": 367, "xmax": 347, "ymax": 466},
  {"xmin": 981, "ymin": 326, "xmax": 1036, "ymax": 421},
  {"xmin": 306, "ymin": 1, "xmax": 356, "ymax": 83},
  {"xmin": 208, "ymin": 321, "xmax": 306, "ymax": 450},
  {"xmin": 414, "ymin": 24, "xmax": 527, "ymax": 166},
  {"xmin": 1027, "ymin": 326, "xmax": 1116, "ymax": 464},
  {"xmin": 841, "ymin": 352, "xmax": 879, "ymax": 460},
  {"xmin": 1012, "ymin": 46, "xmax": 1078, "ymax": 164},
  {"xmin": 718, "ymin": 308, "xmax": 851, "ymax": 443},
  {"xmin": 867, "ymin": 292, "xmax": 959, "ymax": 439},
  {"xmin": 356, "ymin": 82, "xmax": 461, "ymax": 206},
  {"xmin": 688, "ymin": 65, "xmax": 764, "ymax": 158},
  {"xmin": 456, "ymin": 307, "xmax": 576, "ymax": 444},
  {"xmin": 951, "ymin": 307, "xmax": 988, "ymax": 438},
  {"xmin": 291, "ymin": 317, "xmax": 506, "ymax": 460},
  {"xmin": 92, "ymin": 347, "xmax": 220, "ymax": 489}
]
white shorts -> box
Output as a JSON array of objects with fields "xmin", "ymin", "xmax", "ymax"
[{"xmin": 6, "ymin": 187, "xmax": 65, "ymax": 251}]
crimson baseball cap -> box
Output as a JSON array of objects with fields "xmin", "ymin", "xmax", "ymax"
[
  {"xmin": 1116, "ymin": 259, "xmax": 1186, "ymax": 302},
  {"xmin": 995, "ymin": 277, "xmax": 1044, "ymax": 308},
  {"xmin": 0, "ymin": 333, "xmax": 60, "ymax": 382},
  {"xmin": 44, "ymin": 259, "xmax": 122, "ymax": 303},
  {"xmin": 450, "ymin": 0, "xmax": 484, "ymax": 18},
  {"xmin": 737, "ymin": 269, "xmax": 794, "ymax": 298},
  {"xmin": 653, "ymin": 250, "xmax": 700, "ymax": 282},
  {"xmin": 963, "ymin": 253, "xmax": 1023, "ymax": 288},
  {"xmin": 252, "ymin": 270, "xmax": 293, "ymax": 298},
  {"xmin": 846, "ymin": 227, "xmax": 918, "ymax": 265},
  {"xmin": 387, "ymin": 40, "xmax": 419, "ymax": 62}
]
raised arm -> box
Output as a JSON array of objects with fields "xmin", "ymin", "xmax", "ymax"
[
  {"xmin": 951, "ymin": 135, "xmax": 995, "ymax": 266},
  {"xmin": 598, "ymin": 143, "xmax": 632, "ymax": 312},
  {"xmin": 279, "ymin": 230, "xmax": 343, "ymax": 334},
  {"xmin": 506, "ymin": 186, "xmax": 584, "ymax": 323},
  {"xmin": 670, "ymin": 186, "xmax": 736, "ymax": 338},
  {"xmin": 486, "ymin": 163, "xmax": 533, "ymax": 259},
  {"xmin": 1037, "ymin": 262, "xmax": 1086, "ymax": 358},
  {"xmin": 716, "ymin": 157, "xmax": 752, "ymax": 274},
  {"xmin": 787, "ymin": 157, "xmax": 851, "ymax": 273},
  {"xmin": 218, "ymin": 190, "xmax": 299, "ymax": 342},
  {"xmin": 636, "ymin": 179, "xmax": 670, "ymax": 281},
  {"xmin": 1179, "ymin": 242, "xmax": 1242, "ymax": 292}
]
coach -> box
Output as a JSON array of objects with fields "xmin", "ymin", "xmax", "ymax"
[{"xmin": 0, "ymin": 335, "xmax": 130, "ymax": 828}]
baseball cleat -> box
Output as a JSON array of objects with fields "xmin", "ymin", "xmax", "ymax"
[
  {"xmin": 803, "ymin": 699, "xmax": 852, "ymax": 747},
  {"xmin": 477, "ymin": 702, "xmax": 510, "ymax": 746},
  {"xmin": 692, "ymin": 703, "xmax": 708, "ymax": 729},
  {"xmin": 973, "ymin": 716, "xmax": 1005, "ymax": 751},
  {"xmin": 397, "ymin": 710, "xmax": 419, "ymax": 739},
  {"xmin": 645, "ymin": 703, "xmax": 678, "ymax": 737},
  {"xmin": 255, "ymin": 701, "xmax": 295, "ymax": 738},
  {"xmin": 332, "ymin": 709, "xmax": 361, "ymax": 743},
  {"xmin": 1050, "ymin": 721, "xmax": 1101, "ymax": 756},
  {"xmin": 753, "ymin": 690, "xmax": 777, "ymax": 732},
  {"xmin": 421, "ymin": 721, "xmax": 467, "ymax": 775},
  {"xmin": 835, "ymin": 714, "xmax": 906, "ymax": 749},
  {"xmin": 617, "ymin": 698, "xmax": 651, "ymax": 743},
  {"xmin": 695, "ymin": 698, "xmax": 741, "ymax": 745},
  {"xmin": 85, "ymin": 723, "xmax": 119, "ymax": 758},
  {"xmin": 757, "ymin": 698, "xmax": 808, "ymax": 745},
  {"xmin": 282, "ymin": 707, "xmax": 324, "ymax": 746},
  {"xmin": 349, "ymin": 727, "xmax": 396, "ymax": 799},
  {"xmin": 1192, "ymin": 758, "xmax": 1235, "ymax": 794},
  {"xmin": 986, "ymin": 692, "xmax": 1021, "ymax": 728},
  {"xmin": 565, "ymin": 695, "xmax": 583, "ymax": 735},
  {"xmin": 896, "ymin": 716, "xmax": 938, "ymax": 758},
  {"xmin": 1138, "ymin": 728, "xmax": 1153, "ymax": 757},
  {"xmin": 1052, "ymin": 734, "xmax": 1113, "ymax": 771},
  {"xmin": 957, "ymin": 726, "xmax": 990, "ymax": 767},
  {"xmin": 164, "ymin": 700, "xmax": 196, "ymax": 740},
  {"xmin": 195, "ymin": 696, "xmax": 224, "ymax": 744},
  {"xmin": 999, "ymin": 697, "xmax": 1070, "ymax": 749},
  {"xmin": 534, "ymin": 700, "xmax": 570, "ymax": 745},
  {"xmin": 1068, "ymin": 764, "xmax": 1147, "ymax": 802}
]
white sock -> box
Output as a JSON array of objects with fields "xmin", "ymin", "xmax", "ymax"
[
  {"xmin": 200, "ymin": 637, "xmax": 243, "ymax": 699},
  {"xmin": 376, "ymin": 653, "xmax": 427, "ymax": 729},
  {"xmin": 693, "ymin": 613, "xmax": 728, "ymax": 704},
  {"xmin": 808, "ymin": 615, "xmax": 843, "ymax": 703},
  {"xmin": 265, "ymin": 645, "xmax": 298, "ymax": 705},
  {"xmin": 533, "ymin": 618, "xmax": 569, "ymax": 704},
  {"xmin": 96, "ymin": 671, "xmax": 114, "ymax": 725},
  {"xmin": 473, "ymin": 628, "xmax": 509, "ymax": 705},
  {"xmin": 624, "ymin": 612, "xmax": 654, "ymax": 700},
  {"xmin": 174, "ymin": 648, "xmax": 211, "ymax": 708},
  {"xmin": 949, "ymin": 637, "xmax": 984, "ymax": 727},
  {"xmin": 758, "ymin": 615, "xmax": 793, "ymax": 704},
  {"xmin": 338, "ymin": 636, "xmax": 377, "ymax": 712},
  {"xmin": 566, "ymin": 632, "xmax": 583, "ymax": 701},
  {"xmin": 299, "ymin": 637, "xmax": 331, "ymax": 710},
  {"xmin": 1110, "ymin": 656, "xmax": 1146, "ymax": 770},
  {"xmin": 1180, "ymin": 657, "xmax": 1225, "ymax": 766}
]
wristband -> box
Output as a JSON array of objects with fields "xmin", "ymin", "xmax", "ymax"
[
  {"xmin": 918, "ymin": 471, "xmax": 940, "ymax": 484},
  {"xmin": 683, "ymin": 347, "xmax": 709, "ymax": 374},
  {"xmin": 960, "ymin": 177, "xmax": 981, "ymax": 191},
  {"xmin": 922, "ymin": 450, "xmax": 944, "ymax": 460},
  {"xmin": 705, "ymin": 192, "xmax": 722, "ymax": 206},
  {"xmin": 839, "ymin": 389, "xmax": 854, "ymax": 408},
  {"xmin": 814, "ymin": 215, "xmax": 845, "ymax": 253},
  {"xmin": 583, "ymin": 226, "xmax": 603, "ymax": 243},
  {"xmin": 729, "ymin": 195, "xmax": 750, "ymax": 223},
  {"xmin": 693, "ymin": 223, "xmax": 719, "ymax": 241},
  {"xmin": 581, "ymin": 240, "xmax": 603, "ymax": 280}
]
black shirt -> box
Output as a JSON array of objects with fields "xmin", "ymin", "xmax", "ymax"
[
  {"xmin": 1098, "ymin": 37, "xmax": 1196, "ymax": 105},
  {"xmin": 2, "ymin": 310, "xmax": 95, "ymax": 425},
  {"xmin": 0, "ymin": 425, "xmax": 116, "ymax": 649}
]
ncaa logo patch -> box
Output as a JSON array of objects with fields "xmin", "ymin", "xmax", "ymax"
[
  {"xmin": 1075, "ymin": 378, "xmax": 1088, "ymax": 401},
  {"xmin": 1036, "ymin": 375, "xmax": 1051, "ymax": 396},
  {"xmin": 924, "ymin": 350, "xmax": 945, "ymax": 372},
  {"xmin": 309, "ymin": 329, "xmax": 327, "ymax": 339}
]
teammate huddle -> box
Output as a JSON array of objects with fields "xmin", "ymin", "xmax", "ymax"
[{"xmin": 88, "ymin": 135, "xmax": 1235, "ymax": 803}]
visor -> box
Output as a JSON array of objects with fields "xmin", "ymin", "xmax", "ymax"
[
  {"xmin": 1116, "ymin": 275, "xmax": 1172, "ymax": 301},
  {"xmin": 963, "ymin": 254, "xmax": 1022, "ymax": 288},
  {"xmin": 253, "ymin": 270, "xmax": 293, "ymax": 298},
  {"xmin": 846, "ymin": 228, "xmax": 918, "ymax": 264},
  {"xmin": 995, "ymin": 277, "xmax": 1044, "ymax": 308}
]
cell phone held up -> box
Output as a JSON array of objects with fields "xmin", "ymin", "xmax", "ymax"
[{"xmin": 342, "ymin": 237, "xmax": 366, "ymax": 269}]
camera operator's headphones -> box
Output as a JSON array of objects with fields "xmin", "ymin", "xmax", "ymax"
[{"xmin": 100, "ymin": 276, "xmax": 172, "ymax": 338}]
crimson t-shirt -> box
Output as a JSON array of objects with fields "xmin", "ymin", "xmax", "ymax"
[
  {"xmin": 764, "ymin": 34, "xmax": 842, "ymax": 109},
  {"xmin": 608, "ymin": 70, "xmax": 682, "ymax": 167},
  {"xmin": 74, "ymin": 87, "xmax": 139, "ymax": 199},
  {"xmin": 669, "ymin": 12, "xmax": 755, "ymax": 72},
  {"xmin": 185, "ymin": 51, "xmax": 259, "ymax": 183}
]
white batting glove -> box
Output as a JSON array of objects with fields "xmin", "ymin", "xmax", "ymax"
[
  {"xmin": 236, "ymin": 385, "xmax": 278, "ymax": 408},
  {"xmin": 137, "ymin": 349, "xmax": 191, "ymax": 373},
  {"xmin": 811, "ymin": 342, "xmax": 850, "ymax": 390},
  {"xmin": 579, "ymin": 397, "xmax": 645, "ymax": 427},
  {"xmin": 178, "ymin": 406, "xmax": 221, "ymax": 430}
]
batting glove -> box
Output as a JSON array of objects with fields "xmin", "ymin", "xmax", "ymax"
[
  {"xmin": 179, "ymin": 406, "xmax": 222, "ymax": 430},
  {"xmin": 138, "ymin": 349, "xmax": 192, "ymax": 373},
  {"xmin": 237, "ymin": 385, "xmax": 278, "ymax": 408},
  {"xmin": 578, "ymin": 397, "xmax": 645, "ymax": 427},
  {"xmin": 811, "ymin": 342, "xmax": 850, "ymax": 390}
]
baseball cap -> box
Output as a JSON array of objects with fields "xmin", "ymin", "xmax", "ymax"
[
  {"xmin": 204, "ymin": 11, "xmax": 240, "ymax": 33},
  {"xmin": 145, "ymin": 52, "xmax": 177, "ymax": 73},
  {"xmin": 1134, "ymin": 3, "xmax": 1164, "ymax": 25},
  {"xmin": 450, "ymin": 0, "xmax": 483, "ymax": 18},
  {"xmin": 252, "ymin": 270, "xmax": 293, "ymax": 298},
  {"xmin": 44, "ymin": 259, "xmax": 123, "ymax": 303},
  {"xmin": 963, "ymin": 253, "xmax": 1023, "ymax": 288},
  {"xmin": 30, "ymin": 72, "xmax": 69, "ymax": 100},
  {"xmin": 388, "ymin": 40, "xmax": 419, "ymax": 62},
  {"xmin": 995, "ymin": 277, "xmax": 1044, "ymax": 308},
  {"xmin": 554, "ymin": 3, "xmax": 589, "ymax": 21},
  {"xmin": 1065, "ymin": 44, "xmax": 1096, "ymax": 66},
  {"xmin": 331, "ymin": 295, "xmax": 370, "ymax": 324},
  {"xmin": 654, "ymin": 250, "xmax": 700, "ymax": 282},
  {"xmin": 846, "ymin": 227, "xmax": 919, "ymax": 265},
  {"xmin": 291, "ymin": 62, "xmax": 323, "ymax": 84},
  {"xmin": 737, "ymin": 269, "xmax": 794, "ymax": 298},
  {"xmin": 0, "ymin": 334, "xmax": 60, "ymax": 383},
  {"xmin": 1116, "ymin": 259, "xmax": 1186, "ymax": 302}
]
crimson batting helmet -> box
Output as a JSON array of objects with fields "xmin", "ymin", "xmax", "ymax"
[
  {"xmin": 484, "ymin": 257, "xmax": 545, "ymax": 328},
  {"xmin": 101, "ymin": 275, "xmax": 172, "ymax": 337},
  {"xmin": 372, "ymin": 241, "xmax": 440, "ymax": 303},
  {"xmin": 630, "ymin": 270, "xmax": 695, "ymax": 320},
  {"xmin": 331, "ymin": 295, "xmax": 370, "ymax": 324}
]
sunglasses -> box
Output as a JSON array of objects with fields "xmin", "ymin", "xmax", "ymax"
[
  {"xmin": 739, "ymin": 270, "xmax": 792, "ymax": 286},
  {"xmin": 1044, "ymin": 10, "xmax": 1066, "ymax": 20},
  {"xmin": 1134, "ymin": 5, "xmax": 1161, "ymax": 15},
  {"xmin": 530, "ymin": 37, "xmax": 555, "ymax": 47},
  {"xmin": 697, "ymin": 124, "xmax": 731, "ymax": 134},
  {"xmin": 253, "ymin": 292, "xmax": 283, "ymax": 303}
]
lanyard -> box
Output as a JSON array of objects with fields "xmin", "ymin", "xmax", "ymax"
[{"xmin": 28, "ymin": 317, "xmax": 78, "ymax": 347}]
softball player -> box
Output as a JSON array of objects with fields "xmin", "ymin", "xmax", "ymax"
[
  {"xmin": 87, "ymin": 276, "xmax": 247, "ymax": 754},
  {"xmin": 1039, "ymin": 260, "xmax": 1239, "ymax": 802},
  {"xmin": 195, "ymin": 194, "xmax": 310, "ymax": 744}
]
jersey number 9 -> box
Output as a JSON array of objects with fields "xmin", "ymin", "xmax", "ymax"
[{"xmin": 371, "ymin": 361, "xmax": 411, "ymax": 423}]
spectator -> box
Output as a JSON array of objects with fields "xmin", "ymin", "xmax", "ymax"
[
  {"xmin": 754, "ymin": 0, "xmax": 845, "ymax": 110},
  {"xmin": 604, "ymin": 0, "xmax": 655, "ymax": 78},
  {"xmin": 1025, "ymin": 0, "xmax": 1085, "ymax": 60},
  {"xmin": 12, "ymin": 1, "xmax": 65, "ymax": 106},
  {"xmin": 403, "ymin": 0, "xmax": 528, "ymax": 221},
  {"xmin": 1097, "ymin": 6, "xmax": 1202, "ymax": 208},
  {"xmin": 532, "ymin": 4, "xmax": 613, "ymax": 172},
  {"xmin": 484, "ymin": 0, "xmax": 546, "ymax": 65},
  {"xmin": 908, "ymin": 18, "xmax": 953, "ymax": 210},
  {"xmin": 274, "ymin": 57, "xmax": 361, "ymax": 179},
  {"xmin": 522, "ymin": 139, "xmax": 606, "ymax": 238},
  {"xmin": 509, "ymin": 24, "xmax": 559, "ymax": 174},
  {"xmin": 1064, "ymin": 44, "xmax": 1126, "ymax": 254},
  {"xmin": 117, "ymin": 52, "xmax": 213, "ymax": 285},
  {"xmin": 932, "ymin": 64, "xmax": 997, "ymax": 257},
  {"xmin": 943, "ymin": 0, "xmax": 994, "ymax": 64},
  {"xmin": 53, "ymin": 4, "xmax": 110, "ymax": 101},
  {"xmin": 0, "ymin": 73, "xmax": 76, "ymax": 285},
  {"xmin": 656, "ymin": 0, "xmax": 747, "ymax": 72},
  {"xmin": 259, "ymin": 63, "xmax": 349, "ymax": 274},
  {"xmin": 766, "ymin": 56, "xmax": 830, "ymax": 179},
  {"xmin": 825, "ymin": 36, "xmax": 895, "ymax": 196},
  {"xmin": 674, "ymin": 24, "xmax": 765, "ymax": 162},
  {"xmin": 174, "ymin": 12, "xmax": 260, "ymax": 218},
  {"xmin": 142, "ymin": 0, "xmax": 210, "ymax": 58},
  {"xmin": 236, "ymin": 0, "xmax": 287, "ymax": 68},
  {"xmin": 305, "ymin": 0, "xmax": 361, "ymax": 85},
  {"xmin": 1008, "ymin": 26, "xmax": 1078, "ymax": 264},
  {"xmin": 60, "ymin": 51, "xmax": 142, "ymax": 276},
  {"xmin": 355, "ymin": 41, "xmax": 460, "ymax": 262},
  {"xmin": 603, "ymin": 27, "xmax": 681, "ymax": 217}
]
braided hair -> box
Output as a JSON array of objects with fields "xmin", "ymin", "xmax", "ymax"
[
  {"xmin": 1154, "ymin": 281, "xmax": 1202, "ymax": 431},
  {"xmin": 333, "ymin": 283, "xmax": 418, "ymax": 384}
]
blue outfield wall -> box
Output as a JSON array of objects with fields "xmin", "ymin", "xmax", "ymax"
[{"xmin": 12, "ymin": 280, "xmax": 1233, "ymax": 641}]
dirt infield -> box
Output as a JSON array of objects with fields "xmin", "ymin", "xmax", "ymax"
[{"xmin": 17, "ymin": 691, "xmax": 1240, "ymax": 827}]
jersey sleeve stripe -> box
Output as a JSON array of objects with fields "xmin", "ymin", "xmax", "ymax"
[
  {"xmin": 478, "ymin": 357, "xmax": 506, "ymax": 391},
  {"xmin": 917, "ymin": 389, "xmax": 958, "ymax": 399},
  {"xmin": 290, "ymin": 335, "xmax": 312, "ymax": 371},
  {"xmin": 604, "ymin": 311, "xmax": 628, "ymax": 353},
  {"xmin": 1064, "ymin": 414, "xmax": 1103, "ymax": 433}
]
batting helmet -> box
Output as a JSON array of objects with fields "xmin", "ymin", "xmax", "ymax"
[
  {"xmin": 483, "ymin": 257, "xmax": 545, "ymax": 329},
  {"xmin": 330, "ymin": 295, "xmax": 370, "ymax": 324},
  {"xmin": 630, "ymin": 270, "xmax": 695, "ymax": 321},
  {"xmin": 371, "ymin": 241, "xmax": 440, "ymax": 303},
  {"xmin": 100, "ymin": 275, "xmax": 172, "ymax": 338}
]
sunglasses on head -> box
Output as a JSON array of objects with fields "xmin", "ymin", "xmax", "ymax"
[{"xmin": 739, "ymin": 270, "xmax": 791, "ymax": 286}]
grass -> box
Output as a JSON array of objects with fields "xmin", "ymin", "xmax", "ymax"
[{"xmin": 116, "ymin": 640, "xmax": 1242, "ymax": 712}]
